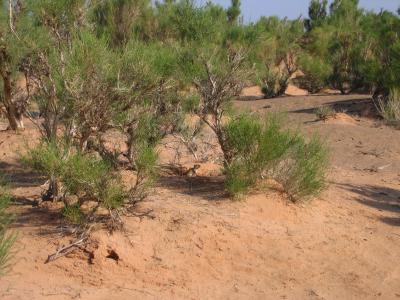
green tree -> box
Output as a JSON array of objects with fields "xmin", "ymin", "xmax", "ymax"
[
  {"xmin": 306, "ymin": 0, "xmax": 328, "ymax": 31},
  {"xmin": 227, "ymin": 0, "xmax": 241, "ymax": 25}
]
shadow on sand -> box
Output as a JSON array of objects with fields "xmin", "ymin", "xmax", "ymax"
[
  {"xmin": 158, "ymin": 173, "xmax": 228, "ymax": 202},
  {"xmin": 337, "ymin": 183, "xmax": 400, "ymax": 226},
  {"xmin": 290, "ymin": 97, "xmax": 375, "ymax": 117}
]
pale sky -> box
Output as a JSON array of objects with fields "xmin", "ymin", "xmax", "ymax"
[{"xmin": 198, "ymin": 0, "xmax": 399, "ymax": 22}]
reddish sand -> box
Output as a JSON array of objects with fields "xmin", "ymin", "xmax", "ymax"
[{"xmin": 0, "ymin": 89, "xmax": 399, "ymax": 299}]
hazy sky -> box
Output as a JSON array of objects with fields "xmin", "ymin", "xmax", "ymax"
[{"xmin": 198, "ymin": 0, "xmax": 399, "ymax": 22}]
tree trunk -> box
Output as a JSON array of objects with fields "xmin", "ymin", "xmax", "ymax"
[
  {"xmin": 2, "ymin": 74, "xmax": 24, "ymax": 130},
  {"xmin": 42, "ymin": 177, "xmax": 60, "ymax": 202},
  {"xmin": 5, "ymin": 106, "xmax": 24, "ymax": 130}
]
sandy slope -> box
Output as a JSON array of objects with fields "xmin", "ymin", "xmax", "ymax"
[{"xmin": 0, "ymin": 90, "xmax": 400, "ymax": 300}]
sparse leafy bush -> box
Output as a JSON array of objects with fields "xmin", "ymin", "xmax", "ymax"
[
  {"xmin": 224, "ymin": 113, "xmax": 328, "ymax": 200},
  {"xmin": 132, "ymin": 143, "xmax": 159, "ymax": 198},
  {"xmin": 273, "ymin": 135, "xmax": 328, "ymax": 200},
  {"xmin": 0, "ymin": 176, "xmax": 15, "ymax": 276},
  {"xmin": 61, "ymin": 153, "xmax": 112, "ymax": 197},
  {"xmin": 62, "ymin": 204, "xmax": 85, "ymax": 225},
  {"xmin": 23, "ymin": 141, "xmax": 126, "ymax": 220},
  {"xmin": 260, "ymin": 70, "xmax": 290, "ymax": 98},
  {"xmin": 297, "ymin": 54, "xmax": 332, "ymax": 93}
]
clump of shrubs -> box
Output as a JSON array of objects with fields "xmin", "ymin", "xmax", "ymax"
[
  {"xmin": 224, "ymin": 113, "xmax": 328, "ymax": 201},
  {"xmin": 0, "ymin": 176, "xmax": 15, "ymax": 276}
]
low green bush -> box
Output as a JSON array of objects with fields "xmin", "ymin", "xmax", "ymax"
[
  {"xmin": 260, "ymin": 70, "xmax": 290, "ymax": 98},
  {"xmin": 62, "ymin": 204, "xmax": 85, "ymax": 225},
  {"xmin": 23, "ymin": 142, "xmax": 126, "ymax": 216},
  {"xmin": 273, "ymin": 135, "xmax": 328, "ymax": 200},
  {"xmin": 224, "ymin": 113, "xmax": 328, "ymax": 201},
  {"xmin": 21, "ymin": 141, "xmax": 65, "ymax": 182},
  {"xmin": 297, "ymin": 54, "xmax": 332, "ymax": 93}
]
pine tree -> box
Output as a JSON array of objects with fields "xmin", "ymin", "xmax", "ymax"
[{"xmin": 227, "ymin": 0, "xmax": 241, "ymax": 24}]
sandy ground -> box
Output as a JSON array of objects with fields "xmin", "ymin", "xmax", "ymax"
[{"xmin": 0, "ymin": 88, "xmax": 400, "ymax": 299}]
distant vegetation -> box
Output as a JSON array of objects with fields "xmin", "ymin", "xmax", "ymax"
[{"xmin": 0, "ymin": 0, "xmax": 398, "ymax": 228}]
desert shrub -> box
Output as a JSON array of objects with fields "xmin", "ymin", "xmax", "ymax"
[
  {"xmin": 21, "ymin": 141, "xmax": 66, "ymax": 181},
  {"xmin": 297, "ymin": 53, "xmax": 332, "ymax": 93},
  {"xmin": 224, "ymin": 160, "xmax": 256, "ymax": 197},
  {"xmin": 224, "ymin": 113, "xmax": 328, "ymax": 200},
  {"xmin": 62, "ymin": 204, "xmax": 85, "ymax": 225},
  {"xmin": 61, "ymin": 153, "xmax": 110, "ymax": 196},
  {"xmin": 315, "ymin": 105, "xmax": 336, "ymax": 121},
  {"xmin": 260, "ymin": 70, "xmax": 290, "ymax": 98},
  {"xmin": 224, "ymin": 114, "xmax": 294, "ymax": 197},
  {"xmin": 23, "ymin": 141, "xmax": 126, "ymax": 214},
  {"xmin": 21, "ymin": 141, "xmax": 66, "ymax": 200},
  {"xmin": 273, "ymin": 136, "xmax": 328, "ymax": 200},
  {"xmin": 375, "ymin": 88, "xmax": 400, "ymax": 125},
  {"xmin": 0, "ymin": 177, "xmax": 15, "ymax": 276},
  {"xmin": 183, "ymin": 46, "xmax": 251, "ymax": 164},
  {"xmin": 133, "ymin": 145, "xmax": 158, "ymax": 193}
]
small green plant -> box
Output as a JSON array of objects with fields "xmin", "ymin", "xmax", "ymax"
[
  {"xmin": 100, "ymin": 181, "xmax": 126, "ymax": 210},
  {"xmin": 62, "ymin": 204, "xmax": 85, "ymax": 225},
  {"xmin": 0, "ymin": 177, "xmax": 15, "ymax": 276},
  {"xmin": 260, "ymin": 70, "xmax": 290, "ymax": 98},
  {"xmin": 376, "ymin": 88, "xmax": 400, "ymax": 125},
  {"xmin": 21, "ymin": 141, "xmax": 65, "ymax": 182},
  {"xmin": 132, "ymin": 145, "xmax": 159, "ymax": 199},
  {"xmin": 315, "ymin": 105, "xmax": 336, "ymax": 121},
  {"xmin": 273, "ymin": 136, "xmax": 329, "ymax": 200},
  {"xmin": 224, "ymin": 161, "xmax": 257, "ymax": 199},
  {"xmin": 223, "ymin": 113, "xmax": 328, "ymax": 201}
]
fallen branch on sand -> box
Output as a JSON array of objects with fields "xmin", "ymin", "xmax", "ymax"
[{"xmin": 45, "ymin": 236, "xmax": 88, "ymax": 264}]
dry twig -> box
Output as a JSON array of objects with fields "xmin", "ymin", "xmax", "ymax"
[{"xmin": 45, "ymin": 235, "xmax": 88, "ymax": 264}]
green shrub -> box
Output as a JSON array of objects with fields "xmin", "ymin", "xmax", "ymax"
[
  {"xmin": 260, "ymin": 70, "xmax": 290, "ymax": 98},
  {"xmin": 61, "ymin": 153, "xmax": 111, "ymax": 197},
  {"xmin": 225, "ymin": 160, "xmax": 256, "ymax": 198},
  {"xmin": 297, "ymin": 54, "xmax": 332, "ymax": 93},
  {"xmin": 376, "ymin": 88, "xmax": 400, "ymax": 125},
  {"xmin": 62, "ymin": 204, "xmax": 85, "ymax": 225},
  {"xmin": 134, "ymin": 145, "xmax": 159, "ymax": 195},
  {"xmin": 274, "ymin": 136, "xmax": 328, "ymax": 200},
  {"xmin": 21, "ymin": 141, "xmax": 65, "ymax": 181},
  {"xmin": 223, "ymin": 113, "xmax": 328, "ymax": 201},
  {"xmin": 0, "ymin": 177, "xmax": 15, "ymax": 276},
  {"xmin": 100, "ymin": 181, "xmax": 126, "ymax": 210},
  {"xmin": 23, "ymin": 142, "xmax": 127, "ymax": 218}
]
